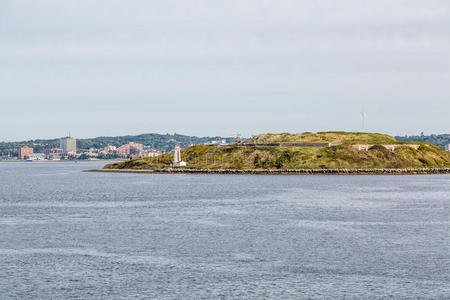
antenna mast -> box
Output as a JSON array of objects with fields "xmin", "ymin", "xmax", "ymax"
[{"xmin": 361, "ymin": 108, "xmax": 366, "ymax": 132}]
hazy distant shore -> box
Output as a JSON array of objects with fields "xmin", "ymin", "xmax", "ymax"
[{"xmin": 86, "ymin": 168, "xmax": 450, "ymax": 175}]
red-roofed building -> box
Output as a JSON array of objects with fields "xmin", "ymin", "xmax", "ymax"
[{"xmin": 18, "ymin": 146, "xmax": 33, "ymax": 159}]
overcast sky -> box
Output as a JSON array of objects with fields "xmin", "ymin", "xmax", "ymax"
[{"xmin": 1, "ymin": 0, "xmax": 449, "ymax": 141}]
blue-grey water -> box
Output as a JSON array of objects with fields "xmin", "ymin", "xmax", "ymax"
[{"xmin": 0, "ymin": 161, "xmax": 449, "ymax": 299}]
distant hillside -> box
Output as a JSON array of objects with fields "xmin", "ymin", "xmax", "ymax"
[
  {"xmin": 395, "ymin": 134, "xmax": 450, "ymax": 149},
  {"xmin": 0, "ymin": 133, "xmax": 234, "ymax": 156},
  {"xmin": 105, "ymin": 132, "xmax": 450, "ymax": 170},
  {"xmin": 75, "ymin": 133, "xmax": 234, "ymax": 152}
]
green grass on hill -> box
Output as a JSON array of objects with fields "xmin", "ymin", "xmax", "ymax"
[
  {"xmin": 250, "ymin": 132, "xmax": 398, "ymax": 145},
  {"xmin": 104, "ymin": 132, "xmax": 450, "ymax": 170}
]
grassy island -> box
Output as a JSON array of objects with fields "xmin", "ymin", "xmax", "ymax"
[{"xmin": 103, "ymin": 132, "xmax": 450, "ymax": 171}]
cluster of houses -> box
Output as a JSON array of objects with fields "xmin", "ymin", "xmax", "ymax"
[
  {"xmin": 82, "ymin": 142, "xmax": 162, "ymax": 159},
  {"xmin": 15, "ymin": 138, "xmax": 162, "ymax": 161}
]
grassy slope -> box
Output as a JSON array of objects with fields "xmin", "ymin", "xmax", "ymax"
[
  {"xmin": 251, "ymin": 132, "xmax": 398, "ymax": 144},
  {"xmin": 104, "ymin": 132, "xmax": 450, "ymax": 170}
]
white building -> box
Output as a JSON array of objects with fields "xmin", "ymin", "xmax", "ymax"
[
  {"xmin": 60, "ymin": 136, "xmax": 77, "ymax": 154},
  {"xmin": 445, "ymin": 144, "xmax": 450, "ymax": 152},
  {"xmin": 103, "ymin": 145, "xmax": 117, "ymax": 152},
  {"xmin": 173, "ymin": 143, "xmax": 186, "ymax": 167}
]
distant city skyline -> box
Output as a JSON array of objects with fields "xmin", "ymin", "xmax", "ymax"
[{"xmin": 1, "ymin": 0, "xmax": 449, "ymax": 141}]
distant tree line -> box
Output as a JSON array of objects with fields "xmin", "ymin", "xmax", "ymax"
[
  {"xmin": 0, "ymin": 133, "xmax": 236, "ymax": 156},
  {"xmin": 395, "ymin": 134, "xmax": 450, "ymax": 149}
]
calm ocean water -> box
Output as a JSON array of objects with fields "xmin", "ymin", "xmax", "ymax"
[{"xmin": 0, "ymin": 161, "xmax": 449, "ymax": 299}]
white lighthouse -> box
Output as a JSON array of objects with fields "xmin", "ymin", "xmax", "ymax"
[{"xmin": 173, "ymin": 143, "xmax": 186, "ymax": 167}]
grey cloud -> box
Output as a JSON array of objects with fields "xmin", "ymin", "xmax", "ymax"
[{"xmin": 0, "ymin": 0, "xmax": 449, "ymax": 140}]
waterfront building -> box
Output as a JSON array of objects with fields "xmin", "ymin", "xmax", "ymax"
[
  {"xmin": 173, "ymin": 143, "xmax": 186, "ymax": 167},
  {"xmin": 29, "ymin": 153, "xmax": 45, "ymax": 161},
  {"xmin": 142, "ymin": 149, "xmax": 162, "ymax": 157},
  {"xmin": 204, "ymin": 139, "xmax": 228, "ymax": 146},
  {"xmin": 43, "ymin": 148, "xmax": 63, "ymax": 160},
  {"xmin": 98, "ymin": 145, "xmax": 116, "ymax": 156},
  {"xmin": 44, "ymin": 148, "xmax": 64, "ymax": 156},
  {"xmin": 446, "ymin": 144, "xmax": 450, "ymax": 152},
  {"xmin": 17, "ymin": 146, "xmax": 33, "ymax": 159},
  {"xmin": 60, "ymin": 136, "xmax": 77, "ymax": 154},
  {"xmin": 115, "ymin": 142, "xmax": 144, "ymax": 157},
  {"xmin": 103, "ymin": 145, "xmax": 117, "ymax": 153}
]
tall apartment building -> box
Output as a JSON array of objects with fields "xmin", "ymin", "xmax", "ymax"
[
  {"xmin": 18, "ymin": 146, "xmax": 33, "ymax": 159},
  {"xmin": 60, "ymin": 136, "xmax": 77, "ymax": 153}
]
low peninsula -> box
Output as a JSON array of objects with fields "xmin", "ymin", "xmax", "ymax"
[{"xmin": 98, "ymin": 132, "xmax": 450, "ymax": 175}]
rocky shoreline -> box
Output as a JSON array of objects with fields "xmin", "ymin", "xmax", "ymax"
[{"xmin": 86, "ymin": 168, "xmax": 450, "ymax": 175}]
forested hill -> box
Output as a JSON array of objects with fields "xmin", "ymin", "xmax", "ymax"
[
  {"xmin": 395, "ymin": 134, "xmax": 450, "ymax": 149},
  {"xmin": 76, "ymin": 133, "xmax": 234, "ymax": 152},
  {"xmin": 0, "ymin": 133, "xmax": 234, "ymax": 155}
]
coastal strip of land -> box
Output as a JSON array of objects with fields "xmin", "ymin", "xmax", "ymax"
[{"xmin": 85, "ymin": 168, "xmax": 450, "ymax": 175}]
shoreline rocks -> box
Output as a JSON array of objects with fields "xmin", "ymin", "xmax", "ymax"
[{"xmin": 86, "ymin": 168, "xmax": 450, "ymax": 175}]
